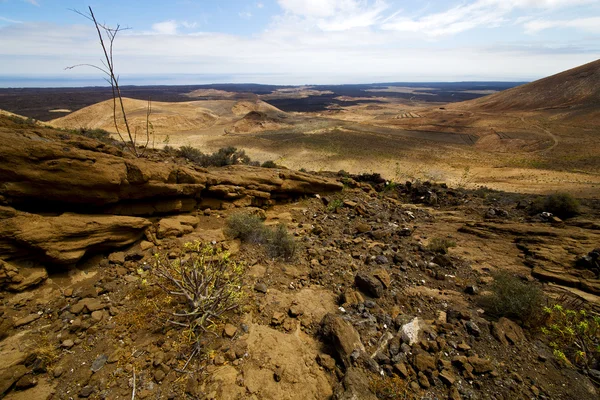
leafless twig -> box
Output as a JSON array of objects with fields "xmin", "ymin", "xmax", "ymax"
[{"xmin": 66, "ymin": 7, "xmax": 154, "ymax": 157}]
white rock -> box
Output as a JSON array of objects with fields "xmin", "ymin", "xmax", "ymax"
[{"xmin": 400, "ymin": 317, "xmax": 424, "ymax": 345}]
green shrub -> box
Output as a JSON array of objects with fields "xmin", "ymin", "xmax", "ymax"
[
  {"xmin": 261, "ymin": 160, "xmax": 278, "ymax": 168},
  {"xmin": 479, "ymin": 271, "xmax": 544, "ymax": 323},
  {"xmin": 225, "ymin": 212, "xmax": 268, "ymax": 244},
  {"xmin": 541, "ymin": 304, "xmax": 600, "ymax": 369},
  {"xmin": 225, "ymin": 213, "xmax": 296, "ymax": 260},
  {"xmin": 178, "ymin": 146, "xmax": 256, "ymax": 167},
  {"xmin": 6, "ymin": 115, "xmax": 35, "ymax": 126},
  {"xmin": 152, "ymin": 242, "xmax": 245, "ymax": 331},
  {"xmin": 177, "ymin": 145, "xmax": 204, "ymax": 163},
  {"xmin": 78, "ymin": 128, "xmax": 112, "ymax": 142},
  {"xmin": 427, "ymin": 238, "xmax": 456, "ymax": 254},
  {"xmin": 266, "ymin": 223, "xmax": 296, "ymax": 260},
  {"xmin": 531, "ymin": 193, "xmax": 580, "ymax": 219}
]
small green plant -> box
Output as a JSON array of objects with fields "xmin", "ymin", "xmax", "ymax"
[
  {"xmin": 225, "ymin": 212, "xmax": 268, "ymax": 244},
  {"xmin": 541, "ymin": 304, "xmax": 600, "ymax": 369},
  {"xmin": 427, "ymin": 238, "xmax": 456, "ymax": 254},
  {"xmin": 327, "ymin": 199, "xmax": 344, "ymax": 212},
  {"xmin": 152, "ymin": 241, "xmax": 245, "ymax": 332},
  {"xmin": 382, "ymin": 180, "xmax": 399, "ymax": 194},
  {"xmin": 479, "ymin": 271, "xmax": 544, "ymax": 324},
  {"xmin": 261, "ymin": 160, "xmax": 278, "ymax": 168},
  {"xmin": 531, "ymin": 192, "xmax": 580, "ymax": 219},
  {"xmin": 266, "ymin": 223, "xmax": 296, "ymax": 260}
]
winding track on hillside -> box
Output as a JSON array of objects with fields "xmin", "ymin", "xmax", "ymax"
[{"xmin": 521, "ymin": 116, "xmax": 559, "ymax": 153}]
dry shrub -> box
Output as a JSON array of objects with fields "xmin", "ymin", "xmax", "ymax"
[
  {"xmin": 267, "ymin": 223, "xmax": 296, "ymax": 260},
  {"xmin": 225, "ymin": 213, "xmax": 296, "ymax": 260},
  {"xmin": 370, "ymin": 375, "xmax": 412, "ymax": 399},
  {"xmin": 261, "ymin": 160, "xmax": 278, "ymax": 168},
  {"xmin": 177, "ymin": 145, "xmax": 256, "ymax": 167},
  {"xmin": 479, "ymin": 271, "xmax": 544, "ymax": 324},
  {"xmin": 225, "ymin": 212, "xmax": 268, "ymax": 244},
  {"xmin": 531, "ymin": 192, "xmax": 580, "ymax": 219},
  {"xmin": 427, "ymin": 238, "xmax": 456, "ymax": 254}
]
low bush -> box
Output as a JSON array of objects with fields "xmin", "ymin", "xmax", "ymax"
[
  {"xmin": 225, "ymin": 213, "xmax": 296, "ymax": 260},
  {"xmin": 6, "ymin": 115, "xmax": 35, "ymax": 126},
  {"xmin": 261, "ymin": 160, "xmax": 278, "ymax": 168},
  {"xmin": 266, "ymin": 223, "xmax": 296, "ymax": 260},
  {"xmin": 177, "ymin": 145, "xmax": 204, "ymax": 163},
  {"xmin": 152, "ymin": 242, "xmax": 245, "ymax": 332},
  {"xmin": 541, "ymin": 304, "xmax": 600, "ymax": 369},
  {"xmin": 177, "ymin": 145, "xmax": 256, "ymax": 168},
  {"xmin": 225, "ymin": 213, "xmax": 268, "ymax": 244},
  {"xmin": 531, "ymin": 192, "xmax": 580, "ymax": 219},
  {"xmin": 427, "ymin": 238, "xmax": 456, "ymax": 254},
  {"xmin": 479, "ymin": 271, "xmax": 544, "ymax": 324},
  {"xmin": 78, "ymin": 128, "xmax": 112, "ymax": 142}
]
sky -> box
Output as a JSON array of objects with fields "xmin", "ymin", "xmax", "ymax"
[{"xmin": 0, "ymin": 0, "xmax": 599, "ymax": 86}]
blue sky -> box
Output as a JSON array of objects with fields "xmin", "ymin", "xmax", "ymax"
[{"xmin": 0, "ymin": 0, "xmax": 599, "ymax": 86}]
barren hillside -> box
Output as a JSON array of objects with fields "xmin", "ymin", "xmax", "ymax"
[
  {"xmin": 459, "ymin": 59, "xmax": 600, "ymax": 115},
  {"xmin": 49, "ymin": 98, "xmax": 288, "ymax": 136}
]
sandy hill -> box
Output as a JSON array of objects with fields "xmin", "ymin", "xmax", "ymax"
[
  {"xmin": 459, "ymin": 59, "xmax": 600, "ymax": 114},
  {"xmin": 49, "ymin": 98, "xmax": 287, "ymax": 135}
]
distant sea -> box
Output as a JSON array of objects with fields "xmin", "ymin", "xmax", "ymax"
[
  {"xmin": 0, "ymin": 74, "xmax": 528, "ymax": 88},
  {"xmin": 0, "ymin": 74, "xmax": 265, "ymax": 88}
]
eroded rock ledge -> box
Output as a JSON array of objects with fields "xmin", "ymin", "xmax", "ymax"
[
  {"xmin": 0, "ymin": 128, "xmax": 342, "ymax": 215},
  {"xmin": 0, "ymin": 124, "xmax": 342, "ymax": 270}
]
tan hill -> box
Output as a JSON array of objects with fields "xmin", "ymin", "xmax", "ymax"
[
  {"xmin": 49, "ymin": 97, "xmax": 288, "ymax": 136},
  {"xmin": 460, "ymin": 58, "xmax": 600, "ymax": 115},
  {"xmin": 229, "ymin": 110, "xmax": 287, "ymax": 134}
]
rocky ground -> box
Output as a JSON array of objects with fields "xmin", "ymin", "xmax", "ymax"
[{"xmin": 0, "ymin": 116, "xmax": 599, "ymax": 399}]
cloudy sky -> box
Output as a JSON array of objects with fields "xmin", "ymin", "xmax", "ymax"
[{"xmin": 0, "ymin": 0, "xmax": 599, "ymax": 86}]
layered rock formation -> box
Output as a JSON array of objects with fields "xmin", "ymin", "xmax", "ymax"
[{"xmin": 0, "ymin": 118, "xmax": 342, "ymax": 274}]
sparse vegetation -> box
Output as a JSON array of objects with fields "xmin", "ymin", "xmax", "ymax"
[
  {"xmin": 327, "ymin": 199, "xmax": 343, "ymax": 212},
  {"xmin": 370, "ymin": 375, "xmax": 411, "ymax": 399},
  {"xmin": 177, "ymin": 145, "xmax": 258, "ymax": 167},
  {"xmin": 479, "ymin": 271, "xmax": 545, "ymax": 324},
  {"xmin": 266, "ymin": 223, "xmax": 296, "ymax": 260},
  {"xmin": 225, "ymin": 212, "xmax": 268, "ymax": 244},
  {"xmin": 261, "ymin": 160, "xmax": 278, "ymax": 168},
  {"xmin": 541, "ymin": 304, "xmax": 600, "ymax": 370},
  {"xmin": 225, "ymin": 212, "xmax": 296, "ymax": 260},
  {"xmin": 77, "ymin": 127, "xmax": 113, "ymax": 143},
  {"xmin": 152, "ymin": 241, "xmax": 245, "ymax": 333},
  {"xmin": 531, "ymin": 192, "xmax": 580, "ymax": 219},
  {"xmin": 427, "ymin": 238, "xmax": 456, "ymax": 254},
  {"xmin": 6, "ymin": 115, "xmax": 35, "ymax": 126}
]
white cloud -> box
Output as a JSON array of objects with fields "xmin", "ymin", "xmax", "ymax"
[
  {"xmin": 23, "ymin": 0, "xmax": 39, "ymax": 6},
  {"xmin": 181, "ymin": 21, "xmax": 198, "ymax": 29},
  {"xmin": 257, "ymin": 2, "xmax": 264, "ymax": 8},
  {"xmin": 0, "ymin": 16, "xmax": 23, "ymax": 24},
  {"xmin": 152, "ymin": 20, "xmax": 178, "ymax": 35},
  {"xmin": 525, "ymin": 17, "xmax": 600, "ymax": 34},
  {"xmin": 239, "ymin": 11, "xmax": 253, "ymax": 19},
  {"xmin": 0, "ymin": 1, "xmax": 598, "ymax": 84},
  {"xmin": 381, "ymin": 0, "xmax": 600, "ymax": 37},
  {"xmin": 276, "ymin": 0, "xmax": 389, "ymax": 31}
]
